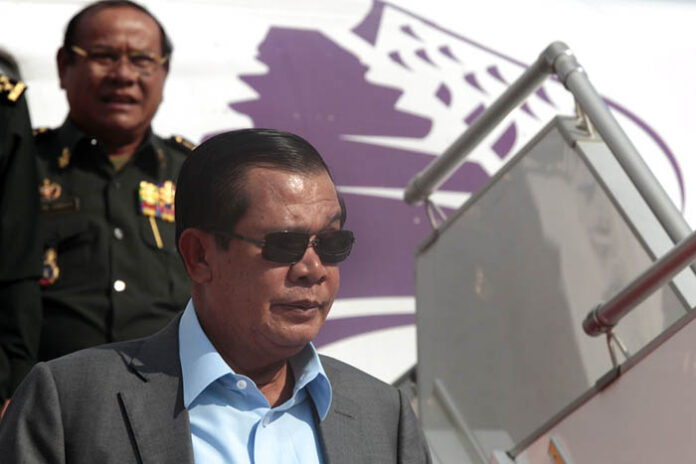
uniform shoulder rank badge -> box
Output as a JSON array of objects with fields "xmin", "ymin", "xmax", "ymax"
[
  {"xmin": 39, "ymin": 248, "xmax": 60, "ymax": 286},
  {"xmin": 138, "ymin": 180, "xmax": 176, "ymax": 222},
  {"xmin": 0, "ymin": 74, "xmax": 26, "ymax": 103},
  {"xmin": 167, "ymin": 135, "xmax": 196, "ymax": 151}
]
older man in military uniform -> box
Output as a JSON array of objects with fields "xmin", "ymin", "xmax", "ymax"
[
  {"xmin": 35, "ymin": 0, "xmax": 192, "ymax": 361},
  {"xmin": 0, "ymin": 53, "xmax": 42, "ymax": 416}
]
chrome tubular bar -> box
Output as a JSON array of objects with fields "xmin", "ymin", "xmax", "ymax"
[
  {"xmin": 583, "ymin": 228, "xmax": 696, "ymax": 336},
  {"xmin": 559, "ymin": 52, "xmax": 692, "ymax": 245},
  {"xmin": 403, "ymin": 42, "xmax": 566, "ymax": 206},
  {"xmin": 404, "ymin": 41, "xmax": 691, "ymax": 248}
]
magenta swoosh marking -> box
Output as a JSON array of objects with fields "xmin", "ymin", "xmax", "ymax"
[
  {"xmin": 415, "ymin": 48, "xmax": 436, "ymax": 67},
  {"xmin": 464, "ymin": 72, "xmax": 486, "ymax": 93},
  {"xmin": 436, "ymin": 83, "xmax": 452, "ymax": 106},
  {"xmin": 389, "ymin": 50, "xmax": 410, "ymax": 69},
  {"xmin": 492, "ymin": 122, "xmax": 516, "ymax": 159},
  {"xmin": 439, "ymin": 45, "xmax": 459, "ymax": 62},
  {"xmin": 401, "ymin": 24, "xmax": 422, "ymax": 40}
]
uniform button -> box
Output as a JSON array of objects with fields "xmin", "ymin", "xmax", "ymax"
[
  {"xmin": 113, "ymin": 280, "xmax": 126, "ymax": 292},
  {"xmin": 113, "ymin": 227, "xmax": 124, "ymax": 240},
  {"xmin": 236, "ymin": 379, "xmax": 247, "ymax": 390},
  {"xmin": 90, "ymin": 138, "xmax": 98, "ymax": 146}
]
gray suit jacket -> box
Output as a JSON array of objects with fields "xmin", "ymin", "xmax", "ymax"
[{"xmin": 0, "ymin": 317, "xmax": 430, "ymax": 463}]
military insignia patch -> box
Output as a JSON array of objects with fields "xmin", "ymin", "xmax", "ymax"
[
  {"xmin": 39, "ymin": 178, "xmax": 62, "ymax": 202},
  {"xmin": 174, "ymin": 135, "xmax": 195, "ymax": 150},
  {"xmin": 39, "ymin": 248, "xmax": 60, "ymax": 286},
  {"xmin": 0, "ymin": 74, "xmax": 26, "ymax": 103}
]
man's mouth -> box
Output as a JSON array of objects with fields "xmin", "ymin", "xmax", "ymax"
[
  {"xmin": 102, "ymin": 94, "xmax": 138, "ymax": 104},
  {"xmin": 273, "ymin": 299, "xmax": 324, "ymax": 311}
]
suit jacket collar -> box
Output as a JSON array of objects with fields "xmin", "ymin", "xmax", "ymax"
[
  {"xmin": 115, "ymin": 322, "xmax": 366, "ymax": 464},
  {"xmin": 120, "ymin": 317, "xmax": 195, "ymax": 464},
  {"xmin": 317, "ymin": 358, "xmax": 366, "ymax": 464}
]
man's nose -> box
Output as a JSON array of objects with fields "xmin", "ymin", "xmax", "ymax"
[
  {"xmin": 287, "ymin": 246, "xmax": 327, "ymax": 286},
  {"xmin": 110, "ymin": 55, "xmax": 139, "ymax": 82}
]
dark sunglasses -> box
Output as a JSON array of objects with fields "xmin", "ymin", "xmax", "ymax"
[{"xmin": 212, "ymin": 229, "xmax": 355, "ymax": 264}]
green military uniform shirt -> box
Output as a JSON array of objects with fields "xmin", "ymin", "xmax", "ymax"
[
  {"xmin": 0, "ymin": 75, "xmax": 42, "ymax": 400},
  {"xmin": 35, "ymin": 118, "xmax": 192, "ymax": 361}
]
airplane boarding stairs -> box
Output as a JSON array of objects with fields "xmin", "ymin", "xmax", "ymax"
[{"xmin": 400, "ymin": 42, "xmax": 696, "ymax": 463}]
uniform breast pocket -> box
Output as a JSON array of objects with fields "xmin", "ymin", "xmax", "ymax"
[
  {"xmin": 138, "ymin": 215, "xmax": 177, "ymax": 254},
  {"xmin": 39, "ymin": 214, "xmax": 103, "ymax": 288},
  {"xmin": 138, "ymin": 216, "xmax": 189, "ymax": 305}
]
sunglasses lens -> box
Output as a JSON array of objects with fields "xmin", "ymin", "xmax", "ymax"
[
  {"xmin": 316, "ymin": 230, "xmax": 354, "ymax": 263},
  {"xmin": 262, "ymin": 232, "xmax": 309, "ymax": 264},
  {"xmin": 260, "ymin": 230, "xmax": 355, "ymax": 264}
]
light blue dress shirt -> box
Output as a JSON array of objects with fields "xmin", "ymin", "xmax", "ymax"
[{"xmin": 178, "ymin": 300, "xmax": 332, "ymax": 464}]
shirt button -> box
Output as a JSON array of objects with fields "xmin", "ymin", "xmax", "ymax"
[
  {"xmin": 90, "ymin": 138, "xmax": 98, "ymax": 146},
  {"xmin": 236, "ymin": 379, "xmax": 247, "ymax": 390},
  {"xmin": 113, "ymin": 280, "xmax": 126, "ymax": 292},
  {"xmin": 114, "ymin": 181, "xmax": 122, "ymax": 189},
  {"xmin": 113, "ymin": 227, "xmax": 124, "ymax": 240}
]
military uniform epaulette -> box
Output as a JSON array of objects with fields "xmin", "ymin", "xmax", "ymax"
[
  {"xmin": 0, "ymin": 73, "xmax": 26, "ymax": 104},
  {"xmin": 165, "ymin": 135, "xmax": 195, "ymax": 152}
]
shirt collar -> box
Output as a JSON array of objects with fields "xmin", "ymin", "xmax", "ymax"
[
  {"xmin": 56, "ymin": 117, "xmax": 162, "ymax": 177},
  {"xmin": 178, "ymin": 300, "xmax": 332, "ymax": 420}
]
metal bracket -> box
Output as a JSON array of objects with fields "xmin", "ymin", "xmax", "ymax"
[
  {"xmin": 574, "ymin": 98, "xmax": 595, "ymax": 138},
  {"xmin": 425, "ymin": 198, "xmax": 447, "ymax": 230},
  {"xmin": 606, "ymin": 330, "xmax": 631, "ymax": 368}
]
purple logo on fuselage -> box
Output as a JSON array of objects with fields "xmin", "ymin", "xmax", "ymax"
[{"xmin": 218, "ymin": 1, "xmax": 682, "ymax": 347}]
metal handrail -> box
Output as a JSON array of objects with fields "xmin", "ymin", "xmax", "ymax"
[
  {"xmin": 403, "ymin": 41, "xmax": 691, "ymax": 248},
  {"xmin": 583, "ymin": 228, "xmax": 696, "ymax": 336}
]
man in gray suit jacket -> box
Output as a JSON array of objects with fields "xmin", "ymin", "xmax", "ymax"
[{"xmin": 0, "ymin": 129, "xmax": 431, "ymax": 463}]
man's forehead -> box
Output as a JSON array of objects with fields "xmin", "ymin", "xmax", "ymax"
[
  {"xmin": 242, "ymin": 167, "xmax": 340, "ymax": 216},
  {"xmin": 75, "ymin": 6, "xmax": 161, "ymax": 43},
  {"xmin": 243, "ymin": 166, "xmax": 335, "ymax": 194}
]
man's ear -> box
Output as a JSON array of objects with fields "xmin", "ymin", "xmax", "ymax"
[
  {"xmin": 56, "ymin": 47, "xmax": 69, "ymax": 89},
  {"xmin": 179, "ymin": 229, "xmax": 214, "ymax": 283}
]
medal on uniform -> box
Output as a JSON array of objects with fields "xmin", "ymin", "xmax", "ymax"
[
  {"xmin": 39, "ymin": 178, "xmax": 62, "ymax": 202},
  {"xmin": 139, "ymin": 180, "xmax": 177, "ymax": 249},
  {"xmin": 58, "ymin": 147, "xmax": 71, "ymax": 169},
  {"xmin": 158, "ymin": 180, "xmax": 176, "ymax": 223},
  {"xmin": 139, "ymin": 181, "xmax": 159, "ymax": 217},
  {"xmin": 39, "ymin": 247, "xmax": 60, "ymax": 286}
]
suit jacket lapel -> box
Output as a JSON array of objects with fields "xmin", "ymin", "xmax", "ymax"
[
  {"xmin": 318, "ymin": 362, "xmax": 366, "ymax": 464},
  {"xmin": 118, "ymin": 318, "xmax": 195, "ymax": 464}
]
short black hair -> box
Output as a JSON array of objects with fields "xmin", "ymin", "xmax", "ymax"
[
  {"xmin": 62, "ymin": 0, "xmax": 173, "ymax": 59},
  {"xmin": 175, "ymin": 129, "xmax": 345, "ymax": 251}
]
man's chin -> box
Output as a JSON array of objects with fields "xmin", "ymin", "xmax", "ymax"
[
  {"xmin": 88, "ymin": 116, "xmax": 148, "ymax": 141},
  {"xmin": 268, "ymin": 327, "xmax": 321, "ymax": 352}
]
